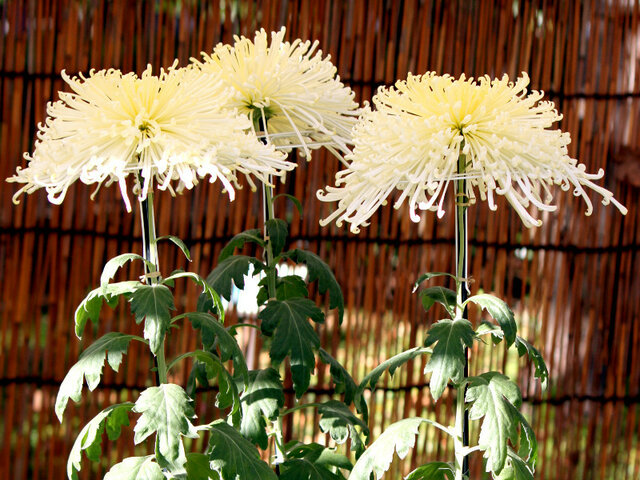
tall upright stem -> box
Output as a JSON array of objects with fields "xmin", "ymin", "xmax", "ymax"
[
  {"xmin": 139, "ymin": 190, "xmax": 167, "ymax": 384},
  {"xmin": 258, "ymin": 118, "xmax": 285, "ymax": 468},
  {"xmin": 454, "ymin": 144, "xmax": 470, "ymax": 480}
]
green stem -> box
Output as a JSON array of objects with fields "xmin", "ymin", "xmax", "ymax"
[
  {"xmin": 140, "ymin": 190, "xmax": 168, "ymax": 385},
  {"xmin": 454, "ymin": 144, "xmax": 470, "ymax": 480}
]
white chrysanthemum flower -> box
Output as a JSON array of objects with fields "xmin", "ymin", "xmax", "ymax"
[
  {"xmin": 8, "ymin": 62, "xmax": 292, "ymax": 211},
  {"xmin": 193, "ymin": 27, "xmax": 360, "ymax": 162},
  {"xmin": 318, "ymin": 72, "xmax": 627, "ymax": 231}
]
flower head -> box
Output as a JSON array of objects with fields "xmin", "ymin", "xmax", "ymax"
[
  {"xmin": 8, "ymin": 62, "xmax": 292, "ymax": 211},
  {"xmin": 318, "ymin": 72, "xmax": 627, "ymax": 232},
  {"xmin": 193, "ymin": 27, "xmax": 360, "ymax": 161}
]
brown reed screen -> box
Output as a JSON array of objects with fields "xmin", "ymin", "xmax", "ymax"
[{"xmin": 0, "ymin": 0, "xmax": 639, "ymax": 478}]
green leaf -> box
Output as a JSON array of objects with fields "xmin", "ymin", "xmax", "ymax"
[
  {"xmin": 272, "ymin": 192, "xmax": 303, "ymax": 217},
  {"xmin": 266, "ymin": 218, "xmax": 288, "ymax": 256},
  {"xmin": 129, "ymin": 284, "xmax": 175, "ymax": 355},
  {"xmin": 66, "ymin": 403, "xmax": 133, "ymax": 480},
  {"xmin": 208, "ymin": 420, "xmax": 277, "ymax": 480},
  {"xmin": 465, "ymin": 294, "xmax": 517, "ymax": 346},
  {"xmin": 424, "ymin": 318, "xmax": 475, "ymax": 400},
  {"xmin": 103, "ymin": 456, "xmax": 164, "ymax": 480},
  {"xmin": 175, "ymin": 312, "xmax": 249, "ymax": 385},
  {"xmin": 258, "ymin": 298, "xmax": 324, "ymax": 397},
  {"xmin": 163, "ymin": 271, "xmax": 225, "ymax": 323},
  {"xmin": 286, "ymin": 442, "xmax": 353, "ymax": 471},
  {"xmin": 218, "ymin": 229, "xmax": 265, "ymax": 262},
  {"xmin": 405, "ymin": 462, "xmax": 455, "ymax": 480},
  {"xmin": 466, "ymin": 372, "xmax": 523, "ymax": 474},
  {"xmin": 276, "ymin": 275, "xmax": 309, "ymax": 300},
  {"xmin": 280, "ymin": 459, "xmax": 344, "ymax": 480},
  {"xmin": 420, "ymin": 287, "xmax": 457, "ymax": 316},
  {"xmin": 318, "ymin": 400, "xmax": 369, "ymax": 456},
  {"xmin": 185, "ymin": 453, "xmax": 221, "ymax": 480},
  {"xmin": 206, "ymin": 255, "xmax": 262, "ymax": 301},
  {"xmin": 100, "ymin": 253, "xmax": 151, "ymax": 287},
  {"xmin": 493, "ymin": 449, "xmax": 535, "ymax": 480},
  {"xmin": 157, "ymin": 235, "xmax": 192, "ymax": 261},
  {"xmin": 133, "ymin": 384, "xmax": 199, "ymax": 472},
  {"xmin": 74, "ymin": 281, "xmax": 141, "ymax": 337},
  {"xmin": 285, "ymin": 249, "xmax": 344, "ymax": 322},
  {"xmin": 239, "ymin": 368, "xmax": 284, "ymax": 449},
  {"xmin": 514, "ymin": 336, "xmax": 549, "ymax": 390},
  {"xmin": 412, "ymin": 272, "xmax": 459, "ymax": 292},
  {"xmin": 318, "ymin": 348, "xmax": 359, "ymax": 407},
  {"xmin": 55, "ymin": 332, "xmax": 137, "ymax": 420},
  {"xmin": 350, "ymin": 417, "xmax": 425, "ymax": 480}
]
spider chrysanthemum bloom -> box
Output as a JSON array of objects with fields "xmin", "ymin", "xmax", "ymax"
[
  {"xmin": 8, "ymin": 62, "xmax": 292, "ymax": 211},
  {"xmin": 193, "ymin": 27, "xmax": 360, "ymax": 162},
  {"xmin": 318, "ymin": 72, "xmax": 627, "ymax": 232}
]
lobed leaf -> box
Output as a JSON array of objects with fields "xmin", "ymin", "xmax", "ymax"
[
  {"xmin": 218, "ymin": 229, "xmax": 264, "ymax": 262},
  {"xmin": 266, "ymin": 218, "xmax": 288, "ymax": 256},
  {"xmin": 206, "ymin": 255, "xmax": 263, "ymax": 301},
  {"xmin": 239, "ymin": 368, "xmax": 285, "ymax": 449},
  {"xmin": 465, "ymin": 294, "xmax": 517, "ymax": 346},
  {"xmin": 514, "ymin": 336, "xmax": 549, "ymax": 390},
  {"xmin": 420, "ymin": 286, "xmax": 457, "ymax": 316},
  {"xmin": 318, "ymin": 348, "xmax": 359, "ymax": 407},
  {"xmin": 74, "ymin": 281, "xmax": 141, "ymax": 337},
  {"xmin": 318, "ymin": 400, "xmax": 369, "ymax": 456},
  {"xmin": 184, "ymin": 453, "xmax": 220, "ymax": 480},
  {"xmin": 100, "ymin": 253, "xmax": 151, "ymax": 287},
  {"xmin": 129, "ymin": 284, "xmax": 175, "ymax": 355},
  {"xmin": 163, "ymin": 271, "xmax": 225, "ymax": 323},
  {"xmin": 103, "ymin": 456, "xmax": 164, "ymax": 480}
]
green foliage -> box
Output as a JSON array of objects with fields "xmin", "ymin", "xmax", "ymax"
[
  {"xmin": 272, "ymin": 192, "xmax": 304, "ymax": 217},
  {"xmin": 493, "ymin": 449, "xmax": 535, "ymax": 480},
  {"xmin": 129, "ymin": 284, "xmax": 175, "ymax": 355},
  {"xmin": 163, "ymin": 271, "xmax": 225, "ymax": 323},
  {"xmin": 405, "ymin": 462, "xmax": 455, "ymax": 480},
  {"xmin": 206, "ymin": 255, "xmax": 263, "ymax": 300},
  {"xmin": 413, "ymin": 272, "xmax": 459, "ymax": 291},
  {"xmin": 55, "ymin": 333, "xmax": 137, "ymax": 420},
  {"xmin": 133, "ymin": 384, "xmax": 199, "ymax": 473},
  {"xmin": 258, "ymin": 298, "xmax": 324, "ymax": 397},
  {"xmin": 74, "ymin": 281, "xmax": 141, "ymax": 337},
  {"xmin": 424, "ymin": 319, "xmax": 475, "ymax": 400},
  {"xmin": 465, "ymin": 294, "xmax": 517, "ymax": 346},
  {"xmin": 514, "ymin": 336, "xmax": 549, "ymax": 390},
  {"xmin": 317, "ymin": 400, "xmax": 369, "ymax": 456},
  {"xmin": 218, "ymin": 229, "xmax": 264, "ymax": 262},
  {"xmin": 349, "ymin": 417, "xmax": 426, "ymax": 480},
  {"xmin": 239, "ymin": 368, "xmax": 285, "ymax": 449},
  {"xmin": 318, "ymin": 348, "xmax": 359, "ymax": 407},
  {"xmin": 284, "ymin": 249, "xmax": 345, "ymax": 321},
  {"xmin": 175, "ymin": 311, "xmax": 249, "ymax": 384},
  {"xmin": 465, "ymin": 372, "xmax": 535, "ymax": 475},
  {"xmin": 420, "ymin": 286, "xmax": 457, "ymax": 316},
  {"xmin": 103, "ymin": 456, "xmax": 164, "ymax": 480},
  {"xmin": 184, "ymin": 453, "xmax": 221, "ymax": 479},
  {"xmin": 281, "ymin": 442, "xmax": 351, "ymax": 479},
  {"xmin": 100, "ymin": 253, "xmax": 151, "ymax": 287},
  {"xmin": 157, "ymin": 235, "xmax": 192, "ymax": 261},
  {"xmin": 266, "ymin": 218, "xmax": 288, "ymax": 256},
  {"xmin": 207, "ymin": 420, "xmax": 277, "ymax": 480},
  {"xmin": 67, "ymin": 403, "xmax": 133, "ymax": 480}
]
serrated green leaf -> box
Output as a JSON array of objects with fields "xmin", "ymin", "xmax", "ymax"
[
  {"xmin": 420, "ymin": 287, "xmax": 457, "ymax": 316},
  {"xmin": 424, "ymin": 319, "xmax": 475, "ymax": 400},
  {"xmin": 100, "ymin": 253, "xmax": 150, "ymax": 287},
  {"xmin": 405, "ymin": 462, "xmax": 455, "ymax": 480},
  {"xmin": 266, "ymin": 218, "xmax": 288, "ymax": 256},
  {"xmin": 272, "ymin": 193, "xmax": 303, "ymax": 217},
  {"xmin": 318, "ymin": 348, "xmax": 358, "ymax": 406},
  {"xmin": 285, "ymin": 249, "xmax": 344, "ymax": 322},
  {"xmin": 66, "ymin": 403, "xmax": 133, "ymax": 480},
  {"xmin": 493, "ymin": 449, "xmax": 535, "ymax": 480},
  {"xmin": 208, "ymin": 420, "xmax": 277, "ymax": 480},
  {"xmin": 163, "ymin": 271, "xmax": 225, "ymax": 323},
  {"xmin": 133, "ymin": 384, "xmax": 199, "ymax": 472},
  {"xmin": 175, "ymin": 312, "xmax": 248, "ymax": 385},
  {"xmin": 514, "ymin": 336, "xmax": 549, "ymax": 390},
  {"xmin": 239, "ymin": 368, "xmax": 284, "ymax": 449},
  {"xmin": 276, "ymin": 275, "xmax": 309, "ymax": 300},
  {"xmin": 281, "ymin": 442, "xmax": 350, "ymax": 479},
  {"xmin": 129, "ymin": 284, "xmax": 175, "ymax": 355},
  {"xmin": 103, "ymin": 456, "xmax": 164, "ymax": 480},
  {"xmin": 280, "ymin": 458, "xmax": 344, "ymax": 480},
  {"xmin": 185, "ymin": 453, "xmax": 220, "ymax": 479},
  {"xmin": 466, "ymin": 372, "xmax": 523, "ymax": 474},
  {"xmin": 358, "ymin": 346, "xmax": 431, "ymax": 422},
  {"xmin": 318, "ymin": 400, "xmax": 369, "ymax": 456},
  {"xmin": 206, "ymin": 255, "xmax": 262, "ymax": 301},
  {"xmin": 74, "ymin": 281, "xmax": 141, "ymax": 337},
  {"xmin": 157, "ymin": 235, "xmax": 192, "ymax": 261},
  {"xmin": 55, "ymin": 333, "xmax": 137, "ymax": 420},
  {"xmin": 218, "ymin": 229, "xmax": 264, "ymax": 262},
  {"xmin": 258, "ymin": 298, "xmax": 324, "ymax": 397},
  {"xmin": 350, "ymin": 417, "xmax": 425, "ymax": 480},
  {"xmin": 412, "ymin": 272, "xmax": 459, "ymax": 292},
  {"xmin": 465, "ymin": 294, "xmax": 517, "ymax": 346}
]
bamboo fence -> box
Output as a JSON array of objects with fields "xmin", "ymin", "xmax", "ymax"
[{"xmin": 0, "ymin": 0, "xmax": 639, "ymax": 478}]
